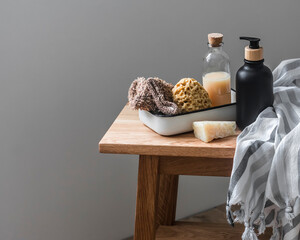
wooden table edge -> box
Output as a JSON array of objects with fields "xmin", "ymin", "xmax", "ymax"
[{"xmin": 99, "ymin": 141, "xmax": 235, "ymax": 158}]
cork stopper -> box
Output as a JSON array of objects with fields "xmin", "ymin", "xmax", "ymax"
[{"xmin": 208, "ymin": 33, "xmax": 223, "ymax": 47}]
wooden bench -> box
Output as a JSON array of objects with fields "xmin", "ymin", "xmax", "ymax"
[{"xmin": 99, "ymin": 104, "xmax": 270, "ymax": 239}]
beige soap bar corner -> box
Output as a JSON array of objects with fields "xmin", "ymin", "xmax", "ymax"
[{"xmin": 193, "ymin": 121, "xmax": 236, "ymax": 143}]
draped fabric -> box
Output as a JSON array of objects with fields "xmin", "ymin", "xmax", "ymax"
[{"xmin": 227, "ymin": 59, "xmax": 300, "ymax": 240}]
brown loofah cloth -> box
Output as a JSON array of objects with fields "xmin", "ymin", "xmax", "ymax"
[{"xmin": 128, "ymin": 77, "xmax": 180, "ymax": 115}]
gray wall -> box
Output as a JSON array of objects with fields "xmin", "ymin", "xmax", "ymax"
[{"xmin": 1, "ymin": 0, "xmax": 299, "ymax": 239}]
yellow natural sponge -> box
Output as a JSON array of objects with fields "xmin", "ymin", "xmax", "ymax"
[{"xmin": 172, "ymin": 78, "xmax": 212, "ymax": 113}]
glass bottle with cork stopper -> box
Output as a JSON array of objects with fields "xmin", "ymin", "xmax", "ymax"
[{"xmin": 202, "ymin": 33, "xmax": 231, "ymax": 107}]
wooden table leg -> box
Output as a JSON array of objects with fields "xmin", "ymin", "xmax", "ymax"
[
  {"xmin": 134, "ymin": 155, "xmax": 160, "ymax": 240},
  {"xmin": 156, "ymin": 174, "xmax": 179, "ymax": 226}
]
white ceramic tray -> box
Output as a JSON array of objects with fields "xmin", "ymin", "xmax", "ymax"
[{"xmin": 139, "ymin": 90, "xmax": 236, "ymax": 136}]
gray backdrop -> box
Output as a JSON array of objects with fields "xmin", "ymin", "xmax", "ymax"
[{"xmin": 1, "ymin": 0, "xmax": 299, "ymax": 239}]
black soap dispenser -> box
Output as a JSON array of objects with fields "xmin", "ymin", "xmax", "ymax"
[{"xmin": 236, "ymin": 37, "xmax": 273, "ymax": 130}]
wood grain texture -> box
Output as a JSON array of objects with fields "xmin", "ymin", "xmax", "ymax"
[
  {"xmin": 245, "ymin": 46, "xmax": 263, "ymax": 61},
  {"xmin": 159, "ymin": 156, "xmax": 233, "ymax": 177},
  {"xmin": 182, "ymin": 204, "xmax": 227, "ymax": 224},
  {"xmin": 156, "ymin": 222, "xmax": 272, "ymax": 240},
  {"xmin": 156, "ymin": 205, "xmax": 272, "ymax": 240},
  {"xmin": 99, "ymin": 104, "xmax": 239, "ymax": 158},
  {"xmin": 156, "ymin": 175, "xmax": 179, "ymax": 226},
  {"xmin": 134, "ymin": 155, "xmax": 160, "ymax": 240},
  {"xmin": 127, "ymin": 204, "xmax": 272, "ymax": 240}
]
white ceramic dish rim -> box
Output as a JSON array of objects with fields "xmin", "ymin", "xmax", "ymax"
[{"xmin": 150, "ymin": 88, "xmax": 236, "ymax": 117}]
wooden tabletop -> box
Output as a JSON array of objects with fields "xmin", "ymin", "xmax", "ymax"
[{"xmin": 99, "ymin": 105, "xmax": 239, "ymax": 158}]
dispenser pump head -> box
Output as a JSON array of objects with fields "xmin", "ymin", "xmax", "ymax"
[
  {"xmin": 240, "ymin": 36, "xmax": 263, "ymax": 61},
  {"xmin": 240, "ymin": 36, "xmax": 260, "ymax": 49}
]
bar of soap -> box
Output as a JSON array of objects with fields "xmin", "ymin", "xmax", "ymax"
[{"xmin": 193, "ymin": 121, "xmax": 236, "ymax": 143}]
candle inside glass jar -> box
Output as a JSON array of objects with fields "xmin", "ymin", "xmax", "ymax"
[{"xmin": 203, "ymin": 71, "xmax": 231, "ymax": 107}]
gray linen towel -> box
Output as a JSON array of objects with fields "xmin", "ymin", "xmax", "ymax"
[{"xmin": 227, "ymin": 58, "xmax": 300, "ymax": 240}]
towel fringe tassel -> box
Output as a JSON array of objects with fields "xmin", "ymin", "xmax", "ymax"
[
  {"xmin": 226, "ymin": 204, "xmax": 234, "ymax": 226},
  {"xmin": 258, "ymin": 213, "xmax": 266, "ymax": 235},
  {"xmin": 270, "ymin": 226, "xmax": 280, "ymax": 240},
  {"xmin": 242, "ymin": 222, "xmax": 258, "ymax": 240},
  {"xmin": 233, "ymin": 208, "xmax": 245, "ymax": 223},
  {"xmin": 285, "ymin": 205, "xmax": 295, "ymax": 227}
]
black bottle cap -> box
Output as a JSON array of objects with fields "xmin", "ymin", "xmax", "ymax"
[{"xmin": 240, "ymin": 36, "xmax": 260, "ymax": 49}]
